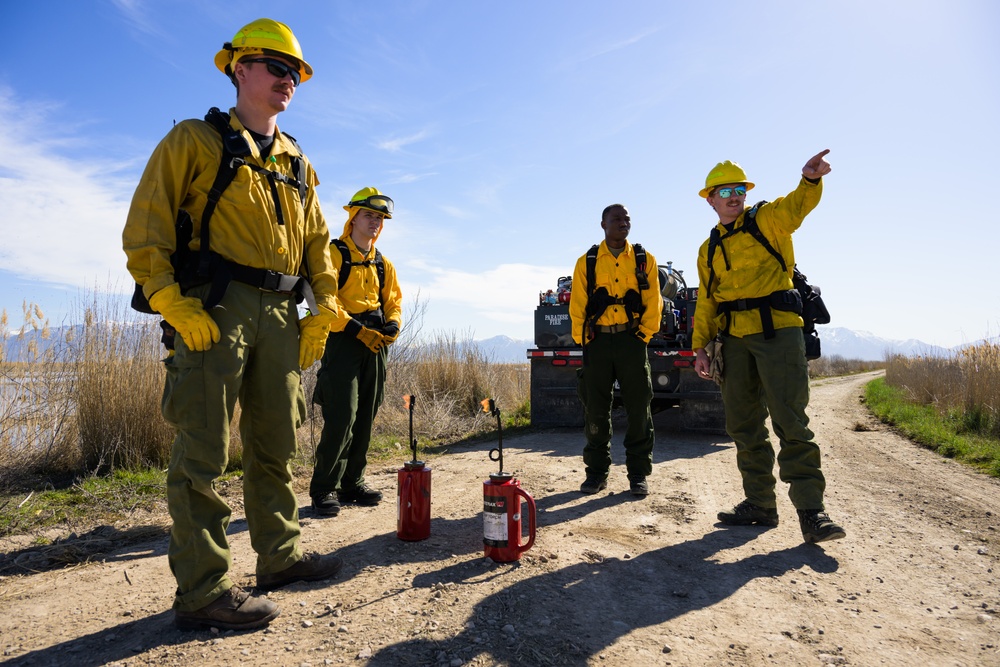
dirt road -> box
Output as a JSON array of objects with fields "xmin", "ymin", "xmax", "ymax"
[{"xmin": 2, "ymin": 371, "xmax": 999, "ymax": 666}]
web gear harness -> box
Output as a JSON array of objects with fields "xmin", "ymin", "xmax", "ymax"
[
  {"xmin": 583, "ymin": 243, "xmax": 650, "ymax": 342},
  {"xmin": 131, "ymin": 107, "xmax": 320, "ymax": 334},
  {"xmin": 705, "ymin": 200, "xmax": 830, "ymax": 358},
  {"xmin": 330, "ymin": 239, "xmax": 387, "ymax": 330}
]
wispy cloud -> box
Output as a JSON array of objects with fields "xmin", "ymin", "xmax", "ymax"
[
  {"xmin": 109, "ymin": 0, "xmax": 169, "ymax": 40},
  {"xmin": 388, "ymin": 172, "xmax": 438, "ymax": 185},
  {"xmin": 0, "ymin": 88, "xmax": 135, "ymax": 291},
  {"xmin": 377, "ymin": 130, "xmax": 431, "ymax": 153},
  {"xmin": 439, "ymin": 205, "xmax": 475, "ymax": 220},
  {"xmin": 556, "ymin": 26, "xmax": 663, "ymax": 71}
]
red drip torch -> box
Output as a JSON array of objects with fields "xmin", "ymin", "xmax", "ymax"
[
  {"xmin": 481, "ymin": 398, "xmax": 536, "ymax": 563},
  {"xmin": 397, "ymin": 394, "xmax": 431, "ymax": 541}
]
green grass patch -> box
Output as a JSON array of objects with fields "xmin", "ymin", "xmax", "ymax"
[
  {"xmin": 864, "ymin": 377, "xmax": 1000, "ymax": 477},
  {"xmin": 0, "ymin": 468, "xmax": 167, "ymax": 537}
]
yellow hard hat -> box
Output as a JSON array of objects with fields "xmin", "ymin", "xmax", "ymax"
[
  {"xmin": 344, "ymin": 187, "xmax": 393, "ymax": 219},
  {"xmin": 699, "ymin": 160, "xmax": 755, "ymax": 198},
  {"xmin": 214, "ymin": 18, "xmax": 313, "ymax": 84}
]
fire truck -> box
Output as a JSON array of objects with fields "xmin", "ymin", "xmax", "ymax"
[{"xmin": 527, "ymin": 262, "xmax": 724, "ymax": 431}]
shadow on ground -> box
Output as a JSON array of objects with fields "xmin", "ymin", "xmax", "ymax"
[{"xmin": 367, "ymin": 528, "xmax": 839, "ymax": 666}]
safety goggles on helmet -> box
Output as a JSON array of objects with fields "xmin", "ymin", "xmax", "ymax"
[
  {"xmin": 715, "ymin": 185, "xmax": 747, "ymax": 199},
  {"xmin": 349, "ymin": 194, "xmax": 394, "ymax": 216},
  {"xmin": 242, "ymin": 57, "xmax": 301, "ymax": 86}
]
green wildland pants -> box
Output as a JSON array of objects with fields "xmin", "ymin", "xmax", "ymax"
[
  {"xmin": 720, "ymin": 326, "xmax": 826, "ymax": 510},
  {"xmin": 309, "ymin": 331, "xmax": 386, "ymax": 497},
  {"xmin": 577, "ymin": 330, "xmax": 654, "ymax": 479},
  {"xmin": 163, "ymin": 281, "xmax": 304, "ymax": 612}
]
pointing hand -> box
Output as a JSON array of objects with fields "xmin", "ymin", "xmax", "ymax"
[{"xmin": 802, "ymin": 149, "xmax": 832, "ymax": 180}]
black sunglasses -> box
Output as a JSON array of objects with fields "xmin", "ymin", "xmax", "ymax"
[{"xmin": 243, "ymin": 57, "xmax": 301, "ymax": 87}]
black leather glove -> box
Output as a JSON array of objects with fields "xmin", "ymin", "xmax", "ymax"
[{"xmin": 381, "ymin": 321, "xmax": 400, "ymax": 342}]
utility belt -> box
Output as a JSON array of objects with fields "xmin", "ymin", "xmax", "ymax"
[
  {"xmin": 716, "ymin": 288, "xmax": 801, "ymax": 339},
  {"xmin": 347, "ymin": 308, "xmax": 385, "ymax": 330},
  {"xmin": 178, "ymin": 252, "xmax": 319, "ymax": 315},
  {"xmin": 147, "ymin": 254, "xmax": 317, "ymax": 352},
  {"xmin": 594, "ymin": 322, "xmax": 637, "ymax": 334}
]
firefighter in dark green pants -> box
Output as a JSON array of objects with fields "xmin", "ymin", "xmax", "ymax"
[
  {"xmin": 123, "ymin": 19, "xmax": 345, "ymax": 631},
  {"xmin": 569, "ymin": 203, "xmax": 662, "ymax": 497},
  {"xmin": 691, "ymin": 152, "xmax": 846, "ymax": 544},
  {"xmin": 309, "ymin": 187, "xmax": 403, "ymax": 517}
]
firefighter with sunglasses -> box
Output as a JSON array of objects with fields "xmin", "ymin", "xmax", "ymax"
[
  {"xmin": 123, "ymin": 18, "xmax": 343, "ymax": 631},
  {"xmin": 309, "ymin": 187, "xmax": 403, "ymax": 517},
  {"xmin": 691, "ymin": 151, "xmax": 846, "ymax": 544}
]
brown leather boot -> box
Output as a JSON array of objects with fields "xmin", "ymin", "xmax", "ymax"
[
  {"xmin": 174, "ymin": 585, "xmax": 279, "ymax": 631},
  {"xmin": 256, "ymin": 552, "xmax": 344, "ymax": 591}
]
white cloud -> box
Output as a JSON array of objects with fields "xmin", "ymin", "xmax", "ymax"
[
  {"xmin": 376, "ymin": 130, "xmax": 430, "ymax": 153},
  {"xmin": 0, "ymin": 88, "xmax": 135, "ymax": 292},
  {"xmin": 388, "ymin": 172, "xmax": 438, "ymax": 185},
  {"xmin": 556, "ymin": 26, "xmax": 663, "ymax": 71},
  {"xmin": 438, "ymin": 205, "xmax": 475, "ymax": 220},
  {"xmin": 400, "ymin": 260, "xmax": 564, "ymax": 336},
  {"xmin": 109, "ymin": 0, "xmax": 169, "ymax": 40}
]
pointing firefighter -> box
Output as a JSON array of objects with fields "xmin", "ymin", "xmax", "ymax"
[
  {"xmin": 123, "ymin": 19, "xmax": 344, "ymax": 631},
  {"xmin": 569, "ymin": 204, "xmax": 662, "ymax": 497},
  {"xmin": 309, "ymin": 187, "xmax": 403, "ymax": 517},
  {"xmin": 691, "ymin": 151, "xmax": 847, "ymax": 544}
]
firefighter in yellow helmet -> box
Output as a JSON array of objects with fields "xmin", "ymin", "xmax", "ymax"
[
  {"xmin": 309, "ymin": 187, "xmax": 403, "ymax": 517},
  {"xmin": 691, "ymin": 150, "xmax": 846, "ymax": 544},
  {"xmin": 122, "ymin": 18, "xmax": 342, "ymax": 631}
]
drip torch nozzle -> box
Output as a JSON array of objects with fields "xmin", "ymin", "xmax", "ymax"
[
  {"xmin": 404, "ymin": 394, "xmax": 417, "ymax": 463},
  {"xmin": 481, "ymin": 398, "xmax": 505, "ymax": 475}
]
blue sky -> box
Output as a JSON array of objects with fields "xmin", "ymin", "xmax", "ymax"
[{"xmin": 2, "ymin": 1, "xmax": 997, "ymax": 348}]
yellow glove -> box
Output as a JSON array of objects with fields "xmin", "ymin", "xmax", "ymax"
[
  {"xmin": 148, "ymin": 284, "xmax": 220, "ymax": 352},
  {"xmin": 356, "ymin": 326, "xmax": 386, "ymax": 354},
  {"xmin": 298, "ymin": 306, "xmax": 335, "ymax": 369},
  {"xmin": 344, "ymin": 318, "xmax": 385, "ymax": 353}
]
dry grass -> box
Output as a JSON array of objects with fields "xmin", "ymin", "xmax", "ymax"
[
  {"xmin": 298, "ymin": 294, "xmax": 530, "ymax": 462},
  {"xmin": 808, "ymin": 354, "xmax": 885, "ymax": 378},
  {"xmin": 0, "ymin": 303, "xmax": 82, "ymax": 483},
  {"xmin": 884, "ymin": 340, "xmax": 1000, "ymax": 438},
  {"xmin": 2, "ymin": 291, "xmax": 530, "ymax": 491},
  {"xmin": 73, "ymin": 297, "xmax": 174, "ymax": 471}
]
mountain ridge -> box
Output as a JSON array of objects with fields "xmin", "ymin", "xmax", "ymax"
[
  {"xmin": 2, "ymin": 324, "xmax": 979, "ymax": 365},
  {"xmin": 473, "ymin": 326, "xmax": 975, "ymax": 364}
]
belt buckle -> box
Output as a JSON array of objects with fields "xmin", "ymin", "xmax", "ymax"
[{"xmin": 261, "ymin": 270, "xmax": 282, "ymax": 292}]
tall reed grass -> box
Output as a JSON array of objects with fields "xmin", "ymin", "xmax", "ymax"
[
  {"xmin": 1, "ymin": 291, "xmax": 530, "ymax": 491},
  {"xmin": 808, "ymin": 354, "xmax": 885, "ymax": 378},
  {"xmin": 73, "ymin": 297, "xmax": 175, "ymax": 471},
  {"xmin": 884, "ymin": 341, "xmax": 1000, "ymax": 438},
  {"xmin": 0, "ymin": 295, "xmax": 175, "ymax": 489},
  {"xmin": 0, "ymin": 303, "xmax": 80, "ymax": 480},
  {"xmin": 297, "ymin": 294, "xmax": 530, "ymax": 461}
]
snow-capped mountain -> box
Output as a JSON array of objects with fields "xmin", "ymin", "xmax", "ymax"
[
  {"xmin": 814, "ymin": 327, "xmax": 954, "ymax": 361},
  {"xmin": 2, "ymin": 326, "xmax": 973, "ymax": 365},
  {"xmin": 476, "ymin": 328, "xmax": 967, "ymax": 364}
]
